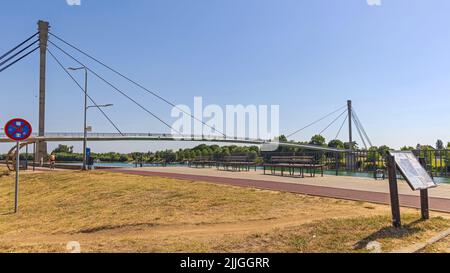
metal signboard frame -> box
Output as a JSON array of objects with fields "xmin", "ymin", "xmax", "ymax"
[
  {"xmin": 386, "ymin": 151, "xmax": 437, "ymax": 227},
  {"xmin": 390, "ymin": 151, "xmax": 437, "ymax": 191}
]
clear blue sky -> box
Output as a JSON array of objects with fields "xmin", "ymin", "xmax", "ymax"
[{"xmin": 1, "ymin": 0, "xmax": 449, "ymax": 153}]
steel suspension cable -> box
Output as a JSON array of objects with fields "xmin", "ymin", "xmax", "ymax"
[
  {"xmin": 319, "ymin": 109, "xmax": 347, "ymax": 135},
  {"xmin": 352, "ymin": 115, "xmax": 367, "ymax": 150},
  {"xmin": 0, "ymin": 32, "xmax": 39, "ymax": 61},
  {"xmin": 48, "ymin": 32, "xmax": 225, "ymax": 137},
  {"xmin": 0, "ymin": 40, "xmax": 39, "ymax": 67},
  {"xmin": 287, "ymin": 105, "xmax": 346, "ymax": 138},
  {"xmin": 335, "ymin": 114, "xmax": 348, "ymax": 140},
  {"xmin": 47, "ymin": 48, "xmax": 124, "ymax": 135},
  {"xmin": 48, "ymin": 41, "xmax": 181, "ymax": 135},
  {"xmin": 0, "ymin": 46, "xmax": 39, "ymax": 73},
  {"xmin": 352, "ymin": 111, "xmax": 365, "ymax": 144},
  {"xmin": 352, "ymin": 109, "xmax": 373, "ymax": 147}
]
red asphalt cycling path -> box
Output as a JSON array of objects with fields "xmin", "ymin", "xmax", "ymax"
[{"xmin": 107, "ymin": 169, "xmax": 450, "ymax": 213}]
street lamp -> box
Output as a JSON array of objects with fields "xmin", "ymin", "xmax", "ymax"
[
  {"xmin": 68, "ymin": 66, "xmax": 89, "ymax": 170},
  {"xmin": 68, "ymin": 67, "xmax": 88, "ymax": 170},
  {"xmin": 85, "ymin": 104, "xmax": 114, "ymax": 132},
  {"xmin": 68, "ymin": 66, "xmax": 114, "ymax": 170},
  {"xmin": 87, "ymin": 104, "xmax": 114, "ymax": 110}
]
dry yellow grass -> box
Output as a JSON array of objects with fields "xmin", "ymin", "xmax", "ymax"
[{"xmin": 0, "ymin": 170, "xmax": 449, "ymax": 253}]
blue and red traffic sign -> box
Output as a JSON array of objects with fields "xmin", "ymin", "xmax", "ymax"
[{"xmin": 4, "ymin": 118, "xmax": 32, "ymax": 141}]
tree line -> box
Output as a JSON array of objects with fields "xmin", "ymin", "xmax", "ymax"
[
  {"xmin": 14, "ymin": 144, "xmax": 261, "ymax": 163},
  {"xmin": 2, "ymin": 136, "xmax": 447, "ymax": 163}
]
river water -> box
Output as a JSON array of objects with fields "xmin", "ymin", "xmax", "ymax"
[{"xmin": 58, "ymin": 162, "xmax": 450, "ymax": 184}]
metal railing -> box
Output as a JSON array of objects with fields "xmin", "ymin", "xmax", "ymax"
[
  {"xmin": 0, "ymin": 132, "xmax": 345, "ymax": 152},
  {"xmin": 0, "ymin": 132, "xmax": 269, "ymax": 142},
  {"xmin": 262, "ymin": 149, "xmax": 450, "ymax": 178}
]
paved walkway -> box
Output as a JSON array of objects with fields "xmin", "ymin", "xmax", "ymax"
[{"xmin": 107, "ymin": 167, "xmax": 450, "ymax": 213}]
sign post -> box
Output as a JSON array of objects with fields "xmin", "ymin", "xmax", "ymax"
[
  {"xmin": 4, "ymin": 118, "xmax": 33, "ymax": 214},
  {"xmin": 387, "ymin": 151, "xmax": 437, "ymax": 227},
  {"xmin": 14, "ymin": 141, "xmax": 20, "ymax": 213},
  {"xmin": 420, "ymin": 189, "xmax": 429, "ymax": 220},
  {"xmin": 418, "ymin": 158, "xmax": 430, "ymax": 220},
  {"xmin": 386, "ymin": 155, "xmax": 402, "ymax": 228}
]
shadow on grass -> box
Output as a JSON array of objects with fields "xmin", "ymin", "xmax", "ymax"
[
  {"xmin": 354, "ymin": 219, "xmax": 425, "ymax": 250},
  {"xmin": 78, "ymin": 222, "xmax": 158, "ymax": 234}
]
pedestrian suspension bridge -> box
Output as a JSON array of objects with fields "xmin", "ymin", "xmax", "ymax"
[{"xmin": 0, "ymin": 21, "xmax": 373, "ymax": 168}]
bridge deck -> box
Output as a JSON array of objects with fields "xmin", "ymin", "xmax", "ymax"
[{"xmin": 0, "ymin": 133, "xmax": 345, "ymax": 152}]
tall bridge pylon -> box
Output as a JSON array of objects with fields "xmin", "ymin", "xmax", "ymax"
[
  {"xmin": 347, "ymin": 100, "xmax": 353, "ymax": 150},
  {"xmin": 286, "ymin": 99, "xmax": 373, "ymax": 150},
  {"xmin": 37, "ymin": 20, "xmax": 50, "ymax": 165}
]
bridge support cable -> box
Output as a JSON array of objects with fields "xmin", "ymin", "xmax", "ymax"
[
  {"xmin": 353, "ymin": 112, "xmax": 373, "ymax": 147},
  {"xmin": 48, "ymin": 32, "xmax": 226, "ymax": 138},
  {"xmin": 352, "ymin": 114, "xmax": 368, "ymax": 150},
  {"xmin": 0, "ymin": 32, "xmax": 39, "ymax": 61},
  {"xmin": 352, "ymin": 108, "xmax": 373, "ymax": 147},
  {"xmin": 48, "ymin": 41, "xmax": 182, "ymax": 135},
  {"xmin": 286, "ymin": 105, "xmax": 347, "ymax": 138},
  {"xmin": 334, "ymin": 114, "xmax": 348, "ymax": 141},
  {"xmin": 319, "ymin": 109, "xmax": 347, "ymax": 136},
  {"xmin": 0, "ymin": 46, "xmax": 39, "ymax": 73},
  {"xmin": 0, "ymin": 40, "xmax": 39, "ymax": 67},
  {"xmin": 47, "ymin": 48, "xmax": 124, "ymax": 135}
]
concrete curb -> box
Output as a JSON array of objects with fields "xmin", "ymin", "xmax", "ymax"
[{"xmin": 392, "ymin": 228, "xmax": 450, "ymax": 253}]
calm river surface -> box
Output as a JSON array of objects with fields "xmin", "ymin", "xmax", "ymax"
[{"xmin": 58, "ymin": 162, "xmax": 450, "ymax": 184}]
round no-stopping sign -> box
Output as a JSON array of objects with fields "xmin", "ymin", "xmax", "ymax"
[{"xmin": 4, "ymin": 118, "xmax": 32, "ymax": 141}]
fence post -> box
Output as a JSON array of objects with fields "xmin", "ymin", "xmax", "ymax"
[{"xmin": 335, "ymin": 152, "xmax": 339, "ymax": 176}]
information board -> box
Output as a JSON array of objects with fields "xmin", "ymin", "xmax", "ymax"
[{"xmin": 390, "ymin": 151, "xmax": 437, "ymax": 191}]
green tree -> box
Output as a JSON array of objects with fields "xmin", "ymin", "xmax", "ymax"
[
  {"xmin": 344, "ymin": 141, "xmax": 358, "ymax": 150},
  {"xmin": 436, "ymin": 139, "xmax": 444, "ymax": 150},
  {"xmin": 221, "ymin": 147, "xmax": 231, "ymax": 156},
  {"xmin": 367, "ymin": 146, "xmax": 380, "ymax": 163},
  {"xmin": 52, "ymin": 145, "xmax": 73, "ymax": 154},
  {"xmin": 310, "ymin": 135, "xmax": 326, "ymax": 146},
  {"xmin": 277, "ymin": 135, "xmax": 288, "ymax": 142},
  {"xmin": 328, "ymin": 139, "xmax": 344, "ymax": 149},
  {"xmin": 378, "ymin": 145, "xmax": 391, "ymax": 157},
  {"xmin": 419, "ymin": 145, "xmax": 435, "ymax": 151}
]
